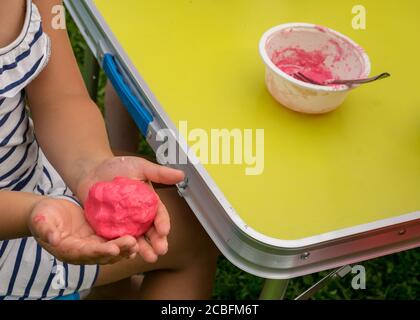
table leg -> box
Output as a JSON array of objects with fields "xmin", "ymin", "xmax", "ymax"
[
  {"xmin": 82, "ymin": 47, "xmax": 100, "ymax": 102},
  {"xmin": 294, "ymin": 265, "xmax": 352, "ymax": 300},
  {"xmin": 259, "ymin": 279, "xmax": 290, "ymax": 300}
]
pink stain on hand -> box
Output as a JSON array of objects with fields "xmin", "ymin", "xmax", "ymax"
[
  {"xmin": 85, "ymin": 177, "xmax": 159, "ymax": 240},
  {"xmin": 271, "ymin": 47, "xmax": 335, "ymax": 85},
  {"xmin": 33, "ymin": 215, "xmax": 46, "ymax": 224}
]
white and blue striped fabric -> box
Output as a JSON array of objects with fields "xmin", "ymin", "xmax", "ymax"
[{"xmin": 0, "ymin": 0, "xmax": 98, "ymax": 300}]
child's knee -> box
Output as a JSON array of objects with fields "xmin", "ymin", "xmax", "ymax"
[
  {"xmin": 175, "ymin": 214, "xmax": 219, "ymax": 268},
  {"xmin": 156, "ymin": 188, "xmax": 220, "ymax": 268}
]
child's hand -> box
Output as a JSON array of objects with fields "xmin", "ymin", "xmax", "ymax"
[
  {"xmin": 77, "ymin": 157, "xmax": 185, "ymax": 263},
  {"xmin": 28, "ymin": 198, "xmax": 139, "ymax": 265}
]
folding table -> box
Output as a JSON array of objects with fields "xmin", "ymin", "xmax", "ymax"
[{"xmin": 65, "ymin": 0, "xmax": 420, "ymax": 299}]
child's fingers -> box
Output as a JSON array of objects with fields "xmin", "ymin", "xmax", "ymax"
[
  {"xmin": 70, "ymin": 241, "xmax": 121, "ymax": 265},
  {"xmin": 39, "ymin": 235, "xmax": 127, "ymax": 265},
  {"xmin": 93, "ymin": 252, "xmax": 123, "ymax": 265},
  {"xmin": 146, "ymin": 228, "xmax": 168, "ymax": 256},
  {"xmin": 55, "ymin": 237, "xmax": 120, "ymax": 260},
  {"xmin": 140, "ymin": 160, "xmax": 185, "ymax": 185},
  {"xmin": 137, "ymin": 237, "xmax": 158, "ymax": 263},
  {"xmin": 57, "ymin": 244, "xmax": 129, "ymax": 265},
  {"xmin": 77, "ymin": 236, "xmax": 136, "ymax": 261},
  {"xmin": 154, "ymin": 201, "xmax": 171, "ymax": 237},
  {"xmin": 89, "ymin": 241, "xmax": 121, "ymax": 258},
  {"xmin": 108, "ymin": 236, "xmax": 138, "ymax": 258}
]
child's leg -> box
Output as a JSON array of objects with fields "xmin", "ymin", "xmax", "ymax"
[
  {"xmin": 91, "ymin": 187, "xmax": 219, "ymax": 300},
  {"xmin": 104, "ymin": 82, "xmax": 140, "ymax": 154},
  {"xmin": 85, "ymin": 276, "xmax": 144, "ymax": 300}
]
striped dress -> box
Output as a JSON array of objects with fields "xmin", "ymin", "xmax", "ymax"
[{"xmin": 0, "ymin": 0, "xmax": 98, "ymax": 299}]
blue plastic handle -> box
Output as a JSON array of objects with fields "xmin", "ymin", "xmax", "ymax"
[{"xmin": 102, "ymin": 53, "xmax": 153, "ymax": 136}]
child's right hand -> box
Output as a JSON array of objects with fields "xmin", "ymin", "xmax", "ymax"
[{"xmin": 28, "ymin": 198, "xmax": 139, "ymax": 265}]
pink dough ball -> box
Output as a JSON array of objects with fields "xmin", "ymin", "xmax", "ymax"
[{"xmin": 85, "ymin": 177, "xmax": 159, "ymax": 240}]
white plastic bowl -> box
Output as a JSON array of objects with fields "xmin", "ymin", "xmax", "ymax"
[{"xmin": 259, "ymin": 23, "xmax": 371, "ymax": 114}]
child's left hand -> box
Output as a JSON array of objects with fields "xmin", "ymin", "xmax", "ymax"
[
  {"xmin": 77, "ymin": 156, "xmax": 185, "ymax": 263},
  {"xmin": 29, "ymin": 197, "xmax": 138, "ymax": 265}
]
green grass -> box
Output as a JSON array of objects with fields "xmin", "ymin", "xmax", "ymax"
[{"xmin": 66, "ymin": 15, "xmax": 420, "ymax": 300}]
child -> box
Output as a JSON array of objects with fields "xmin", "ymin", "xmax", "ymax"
[{"xmin": 0, "ymin": 0, "xmax": 218, "ymax": 300}]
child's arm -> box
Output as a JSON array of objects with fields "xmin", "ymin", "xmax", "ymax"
[
  {"xmin": 27, "ymin": 0, "xmax": 113, "ymax": 196},
  {"xmin": 26, "ymin": 0, "xmax": 184, "ymax": 262},
  {"xmin": 0, "ymin": 191, "xmax": 137, "ymax": 264},
  {"xmin": 27, "ymin": 0, "xmax": 184, "ymax": 196},
  {"xmin": 0, "ymin": 192, "xmax": 44, "ymax": 241}
]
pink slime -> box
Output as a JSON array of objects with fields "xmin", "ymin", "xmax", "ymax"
[
  {"xmin": 271, "ymin": 48, "xmax": 334, "ymax": 84},
  {"xmin": 85, "ymin": 177, "xmax": 159, "ymax": 240}
]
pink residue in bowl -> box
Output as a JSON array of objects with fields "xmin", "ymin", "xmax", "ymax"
[
  {"xmin": 271, "ymin": 47, "xmax": 335, "ymax": 84},
  {"xmin": 263, "ymin": 24, "xmax": 369, "ymax": 91}
]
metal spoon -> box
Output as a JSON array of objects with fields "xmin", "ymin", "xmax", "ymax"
[{"xmin": 295, "ymin": 72, "xmax": 391, "ymax": 86}]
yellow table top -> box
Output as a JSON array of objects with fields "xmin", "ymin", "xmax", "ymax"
[{"xmin": 93, "ymin": 0, "xmax": 420, "ymax": 240}]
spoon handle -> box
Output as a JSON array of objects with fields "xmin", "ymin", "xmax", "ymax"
[{"xmin": 328, "ymin": 72, "xmax": 391, "ymax": 85}]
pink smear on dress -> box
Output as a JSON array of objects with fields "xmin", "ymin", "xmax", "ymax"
[{"xmin": 85, "ymin": 177, "xmax": 158, "ymax": 240}]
